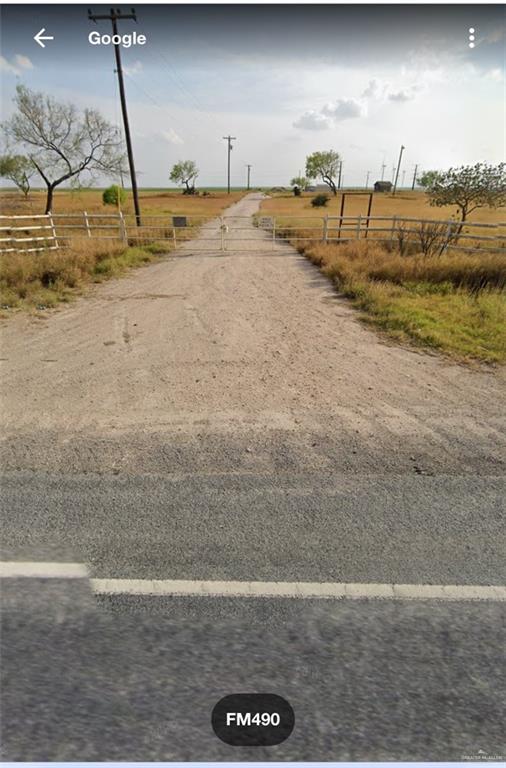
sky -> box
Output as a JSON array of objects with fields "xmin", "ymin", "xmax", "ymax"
[{"xmin": 0, "ymin": 4, "xmax": 505, "ymax": 188}]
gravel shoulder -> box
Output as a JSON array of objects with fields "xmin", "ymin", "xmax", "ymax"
[{"xmin": 0, "ymin": 192, "xmax": 504, "ymax": 475}]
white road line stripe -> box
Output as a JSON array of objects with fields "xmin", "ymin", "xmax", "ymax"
[
  {"xmin": 2, "ymin": 564, "xmax": 504, "ymax": 601},
  {"xmin": 91, "ymin": 579, "xmax": 506, "ymax": 601},
  {"xmin": 0, "ymin": 561, "xmax": 88, "ymax": 579}
]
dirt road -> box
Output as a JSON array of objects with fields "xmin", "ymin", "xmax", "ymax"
[{"xmin": 0, "ymin": 192, "xmax": 505, "ymax": 475}]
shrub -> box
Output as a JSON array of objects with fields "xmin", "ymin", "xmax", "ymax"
[
  {"xmin": 311, "ymin": 193, "xmax": 330, "ymax": 208},
  {"xmin": 102, "ymin": 185, "xmax": 127, "ymax": 206}
]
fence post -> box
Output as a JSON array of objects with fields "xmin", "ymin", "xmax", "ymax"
[
  {"xmin": 356, "ymin": 215, "xmax": 361, "ymax": 240},
  {"xmin": 49, "ymin": 214, "xmax": 59, "ymax": 250},
  {"xmin": 172, "ymin": 227, "xmax": 177, "ymax": 248},
  {"xmin": 83, "ymin": 211, "xmax": 91, "ymax": 238},
  {"xmin": 439, "ymin": 221, "xmax": 453, "ymax": 256},
  {"xmin": 322, "ymin": 215, "xmax": 328, "ymax": 243},
  {"xmin": 390, "ymin": 216, "xmax": 398, "ymax": 247},
  {"xmin": 272, "ymin": 217, "xmax": 276, "ymax": 250},
  {"xmin": 118, "ymin": 212, "xmax": 128, "ymax": 245}
]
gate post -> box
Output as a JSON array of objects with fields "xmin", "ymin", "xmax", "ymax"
[
  {"xmin": 390, "ymin": 216, "xmax": 398, "ymax": 247},
  {"xmin": 118, "ymin": 211, "xmax": 128, "ymax": 244},
  {"xmin": 49, "ymin": 214, "xmax": 59, "ymax": 250}
]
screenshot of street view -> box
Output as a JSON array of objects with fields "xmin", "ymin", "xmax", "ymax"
[{"xmin": 0, "ymin": 0, "xmax": 505, "ymax": 762}]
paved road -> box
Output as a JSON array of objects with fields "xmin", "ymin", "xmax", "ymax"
[
  {"xmin": 2, "ymin": 471, "xmax": 504, "ymax": 585},
  {"xmin": 2, "ymin": 569, "xmax": 505, "ymax": 761},
  {"xmin": 1, "ymin": 194, "xmax": 505, "ymax": 759}
]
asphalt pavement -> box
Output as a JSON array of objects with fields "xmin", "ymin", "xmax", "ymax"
[{"xmin": 1, "ymin": 569, "xmax": 505, "ymax": 761}]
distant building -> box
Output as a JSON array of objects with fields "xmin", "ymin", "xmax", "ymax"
[{"xmin": 374, "ymin": 181, "xmax": 393, "ymax": 192}]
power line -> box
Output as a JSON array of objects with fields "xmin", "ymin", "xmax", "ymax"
[
  {"xmin": 151, "ymin": 51, "xmax": 228, "ymax": 136},
  {"xmin": 88, "ymin": 7, "xmax": 141, "ymax": 226}
]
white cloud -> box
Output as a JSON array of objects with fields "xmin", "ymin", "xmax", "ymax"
[
  {"xmin": 0, "ymin": 54, "xmax": 34, "ymax": 76},
  {"xmin": 487, "ymin": 68, "xmax": 504, "ymax": 82},
  {"xmin": 362, "ymin": 77, "xmax": 421, "ymax": 104},
  {"xmin": 361, "ymin": 79, "xmax": 388, "ymax": 99},
  {"xmin": 484, "ymin": 28, "xmax": 505, "ymax": 44},
  {"xmin": 0, "ymin": 56, "xmax": 20, "ymax": 76},
  {"xmin": 388, "ymin": 88, "xmax": 414, "ymax": 102},
  {"xmin": 13, "ymin": 54, "xmax": 33, "ymax": 70},
  {"xmin": 293, "ymin": 110, "xmax": 332, "ymax": 130},
  {"xmin": 160, "ymin": 128, "xmax": 184, "ymax": 145},
  {"xmin": 294, "ymin": 97, "xmax": 366, "ymax": 131},
  {"xmin": 124, "ymin": 60, "xmax": 143, "ymax": 75},
  {"xmin": 322, "ymin": 97, "xmax": 367, "ymax": 120}
]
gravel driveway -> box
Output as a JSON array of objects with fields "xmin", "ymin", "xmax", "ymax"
[{"xmin": 0, "ymin": 192, "xmax": 505, "ymax": 476}]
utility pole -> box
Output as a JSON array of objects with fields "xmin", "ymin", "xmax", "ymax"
[
  {"xmin": 88, "ymin": 8, "xmax": 142, "ymax": 226},
  {"xmin": 411, "ymin": 164, "xmax": 418, "ymax": 191},
  {"xmin": 338, "ymin": 160, "xmax": 343, "ymax": 189},
  {"xmin": 393, "ymin": 144, "xmax": 405, "ymax": 195},
  {"xmin": 365, "ymin": 170, "xmax": 370, "ymax": 189},
  {"xmin": 223, "ymin": 135, "xmax": 236, "ymax": 194},
  {"xmin": 246, "ymin": 164, "xmax": 252, "ymax": 190},
  {"xmin": 381, "ymin": 162, "xmax": 386, "ymax": 181}
]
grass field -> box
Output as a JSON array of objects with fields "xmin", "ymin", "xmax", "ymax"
[
  {"xmin": 260, "ymin": 189, "xmax": 506, "ymax": 226},
  {"xmin": 0, "ymin": 187, "xmax": 246, "ymax": 218}
]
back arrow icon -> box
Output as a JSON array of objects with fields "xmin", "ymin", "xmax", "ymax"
[{"xmin": 34, "ymin": 28, "xmax": 54, "ymax": 48}]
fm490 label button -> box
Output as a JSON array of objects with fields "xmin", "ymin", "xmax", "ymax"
[{"xmin": 212, "ymin": 693, "xmax": 295, "ymax": 746}]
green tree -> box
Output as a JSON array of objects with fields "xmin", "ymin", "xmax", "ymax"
[
  {"xmin": 290, "ymin": 175, "xmax": 309, "ymax": 190},
  {"xmin": 170, "ymin": 160, "xmax": 199, "ymax": 194},
  {"xmin": 0, "ymin": 154, "xmax": 34, "ymax": 197},
  {"xmin": 102, "ymin": 184, "xmax": 126, "ymax": 207},
  {"xmin": 2, "ymin": 85, "xmax": 125, "ymax": 214},
  {"xmin": 305, "ymin": 150, "xmax": 341, "ymax": 196},
  {"xmin": 419, "ymin": 163, "xmax": 506, "ymax": 224}
]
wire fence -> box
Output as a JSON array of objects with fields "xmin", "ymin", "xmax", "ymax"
[{"xmin": 0, "ymin": 211, "xmax": 505, "ymax": 255}]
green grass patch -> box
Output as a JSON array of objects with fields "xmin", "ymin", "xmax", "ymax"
[
  {"xmin": 346, "ymin": 281, "xmax": 505, "ymax": 363},
  {"xmin": 302, "ymin": 240, "xmax": 506, "ymax": 364}
]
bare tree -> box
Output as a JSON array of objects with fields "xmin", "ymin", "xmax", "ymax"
[
  {"xmin": 416, "ymin": 221, "xmax": 455, "ymax": 257},
  {"xmin": 2, "ymin": 85, "xmax": 125, "ymax": 213}
]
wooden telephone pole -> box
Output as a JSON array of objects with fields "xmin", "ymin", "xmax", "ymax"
[
  {"xmin": 223, "ymin": 136, "xmax": 236, "ymax": 194},
  {"xmin": 88, "ymin": 7, "xmax": 142, "ymax": 225},
  {"xmin": 393, "ymin": 145, "xmax": 405, "ymax": 196}
]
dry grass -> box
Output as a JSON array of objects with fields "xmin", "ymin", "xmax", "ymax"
[
  {"xmin": 301, "ymin": 240, "xmax": 506, "ymax": 364},
  {"xmin": 262, "ymin": 189, "xmax": 506, "ymax": 225},
  {"xmin": 0, "ymin": 187, "xmax": 246, "ymax": 312},
  {"xmin": 0, "ymin": 188, "xmax": 246, "ymax": 219},
  {"xmin": 0, "ymin": 236, "xmax": 171, "ymax": 311}
]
